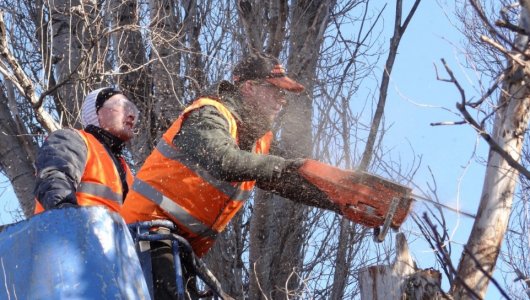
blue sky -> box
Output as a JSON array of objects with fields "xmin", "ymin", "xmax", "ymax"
[
  {"xmin": 384, "ymin": 0, "xmax": 487, "ymax": 213},
  {"xmin": 0, "ymin": 177, "xmax": 21, "ymax": 224},
  {"xmin": 376, "ymin": 1, "xmax": 512, "ymax": 298},
  {"xmin": 0, "ymin": 1, "xmax": 517, "ymax": 298}
]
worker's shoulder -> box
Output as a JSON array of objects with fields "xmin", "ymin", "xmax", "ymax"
[
  {"xmin": 185, "ymin": 98, "xmax": 231, "ymax": 120},
  {"xmin": 44, "ymin": 127, "xmax": 85, "ymax": 145},
  {"xmin": 49, "ymin": 127, "xmax": 82, "ymax": 137},
  {"xmin": 192, "ymin": 94, "xmax": 241, "ymax": 123}
]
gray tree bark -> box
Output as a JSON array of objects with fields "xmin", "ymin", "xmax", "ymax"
[
  {"xmin": 204, "ymin": 212, "xmax": 247, "ymax": 299},
  {"xmin": 0, "ymin": 3, "xmax": 60, "ymax": 215},
  {"xmin": 0, "ymin": 84, "xmax": 36, "ymax": 217},
  {"xmin": 148, "ymin": 0, "xmax": 184, "ymax": 134},
  {"xmin": 109, "ymin": 0, "xmax": 152, "ymax": 164},
  {"xmin": 49, "ymin": 0, "xmax": 94, "ymax": 127}
]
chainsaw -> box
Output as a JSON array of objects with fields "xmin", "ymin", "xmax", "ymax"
[{"xmin": 299, "ymin": 160, "xmax": 413, "ymax": 242}]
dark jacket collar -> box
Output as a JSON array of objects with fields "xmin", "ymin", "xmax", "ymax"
[
  {"xmin": 84, "ymin": 125, "xmax": 125, "ymax": 156},
  {"xmin": 205, "ymin": 80, "xmax": 242, "ymax": 122}
]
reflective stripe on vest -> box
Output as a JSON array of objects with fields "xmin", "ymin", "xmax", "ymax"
[
  {"xmin": 125, "ymin": 98, "xmax": 272, "ymax": 246},
  {"xmin": 132, "ymin": 178, "xmax": 218, "ymax": 239},
  {"xmin": 77, "ymin": 182, "xmax": 123, "ymax": 203},
  {"xmin": 156, "ymin": 139, "xmax": 252, "ymax": 201}
]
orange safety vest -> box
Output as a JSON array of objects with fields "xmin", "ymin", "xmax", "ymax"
[
  {"xmin": 35, "ymin": 129, "xmax": 134, "ymax": 214},
  {"xmin": 122, "ymin": 98, "xmax": 272, "ymax": 256}
]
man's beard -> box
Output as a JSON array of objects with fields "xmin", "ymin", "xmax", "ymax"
[{"xmin": 238, "ymin": 105, "xmax": 275, "ymax": 150}]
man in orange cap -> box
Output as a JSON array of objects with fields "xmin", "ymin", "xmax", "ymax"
[
  {"xmin": 122, "ymin": 51, "xmax": 413, "ymax": 299},
  {"xmin": 121, "ymin": 52, "xmax": 339, "ymax": 299}
]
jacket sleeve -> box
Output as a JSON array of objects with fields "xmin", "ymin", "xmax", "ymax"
[
  {"xmin": 34, "ymin": 129, "xmax": 88, "ymax": 209},
  {"xmin": 173, "ymin": 105, "xmax": 339, "ymax": 211},
  {"xmin": 173, "ymin": 105, "xmax": 294, "ymax": 183},
  {"xmin": 256, "ymin": 167, "xmax": 339, "ymax": 212}
]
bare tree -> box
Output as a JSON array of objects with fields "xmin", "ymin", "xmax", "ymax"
[
  {"xmin": 450, "ymin": 1, "xmax": 530, "ymax": 298},
  {"xmin": 416, "ymin": 1, "xmax": 530, "ymax": 298},
  {"xmin": 0, "ymin": 1, "xmax": 60, "ymax": 215}
]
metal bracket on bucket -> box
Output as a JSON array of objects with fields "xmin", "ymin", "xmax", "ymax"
[{"xmin": 374, "ymin": 197, "xmax": 400, "ymax": 243}]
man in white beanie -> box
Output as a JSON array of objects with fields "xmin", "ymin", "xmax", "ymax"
[{"xmin": 34, "ymin": 87, "xmax": 139, "ymax": 214}]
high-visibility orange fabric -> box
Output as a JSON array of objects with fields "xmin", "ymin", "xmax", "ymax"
[
  {"xmin": 34, "ymin": 129, "xmax": 133, "ymax": 214},
  {"xmin": 122, "ymin": 98, "xmax": 272, "ymax": 256}
]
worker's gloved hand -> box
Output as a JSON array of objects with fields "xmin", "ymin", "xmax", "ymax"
[
  {"xmin": 258, "ymin": 158, "xmax": 339, "ymax": 212},
  {"xmin": 297, "ymin": 159, "xmax": 377, "ymax": 223}
]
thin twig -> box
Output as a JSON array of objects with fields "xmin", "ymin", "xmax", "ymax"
[
  {"xmin": 422, "ymin": 214, "xmax": 483, "ymax": 299},
  {"xmin": 480, "ymin": 35, "xmax": 526, "ymax": 67}
]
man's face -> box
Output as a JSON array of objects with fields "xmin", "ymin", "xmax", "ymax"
[
  {"xmin": 241, "ymin": 80, "xmax": 287, "ymax": 125},
  {"xmin": 97, "ymin": 94, "xmax": 139, "ymax": 141}
]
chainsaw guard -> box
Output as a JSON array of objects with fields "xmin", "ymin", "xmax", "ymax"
[{"xmin": 299, "ymin": 160, "xmax": 413, "ymax": 229}]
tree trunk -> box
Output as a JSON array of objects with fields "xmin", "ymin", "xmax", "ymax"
[
  {"xmin": 248, "ymin": 1, "xmax": 336, "ymax": 298},
  {"xmin": 183, "ymin": 0, "xmax": 207, "ymax": 98},
  {"xmin": 204, "ymin": 211, "xmax": 246, "ymax": 299},
  {"xmin": 331, "ymin": 95, "xmax": 353, "ymax": 300},
  {"xmin": 49, "ymin": 0, "xmax": 93, "ymax": 127},
  {"xmin": 450, "ymin": 3, "xmax": 530, "ymax": 298},
  {"xmin": 236, "ymin": 0, "xmax": 266, "ymax": 52},
  {"xmin": 0, "ymin": 85, "xmax": 36, "ymax": 217},
  {"xmin": 148, "ymin": 0, "xmax": 185, "ymax": 136},
  {"xmin": 0, "ymin": 2, "xmax": 60, "ymax": 216},
  {"xmin": 108, "ymin": 0, "xmax": 151, "ymax": 164}
]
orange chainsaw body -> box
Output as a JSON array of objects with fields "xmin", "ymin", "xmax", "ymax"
[{"xmin": 299, "ymin": 160, "xmax": 413, "ymax": 229}]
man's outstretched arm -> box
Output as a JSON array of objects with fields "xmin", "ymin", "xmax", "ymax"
[{"xmin": 173, "ymin": 106, "xmax": 338, "ymax": 211}]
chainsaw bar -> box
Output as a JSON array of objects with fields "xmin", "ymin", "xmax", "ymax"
[{"xmin": 410, "ymin": 193, "xmax": 476, "ymax": 219}]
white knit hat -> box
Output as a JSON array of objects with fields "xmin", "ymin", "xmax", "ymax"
[{"xmin": 81, "ymin": 87, "xmax": 121, "ymax": 128}]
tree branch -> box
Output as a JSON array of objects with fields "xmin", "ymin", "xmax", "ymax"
[
  {"xmin": 440, "ymin": 58, "xmax": 530, "ymax": 180},
  {"xmin": 359, "ymin": 0, "xmax": 422, "ymax": 170},
  {"xmin": 0, "ymin": 11, "xmax": 59, "ymax": 132}
]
